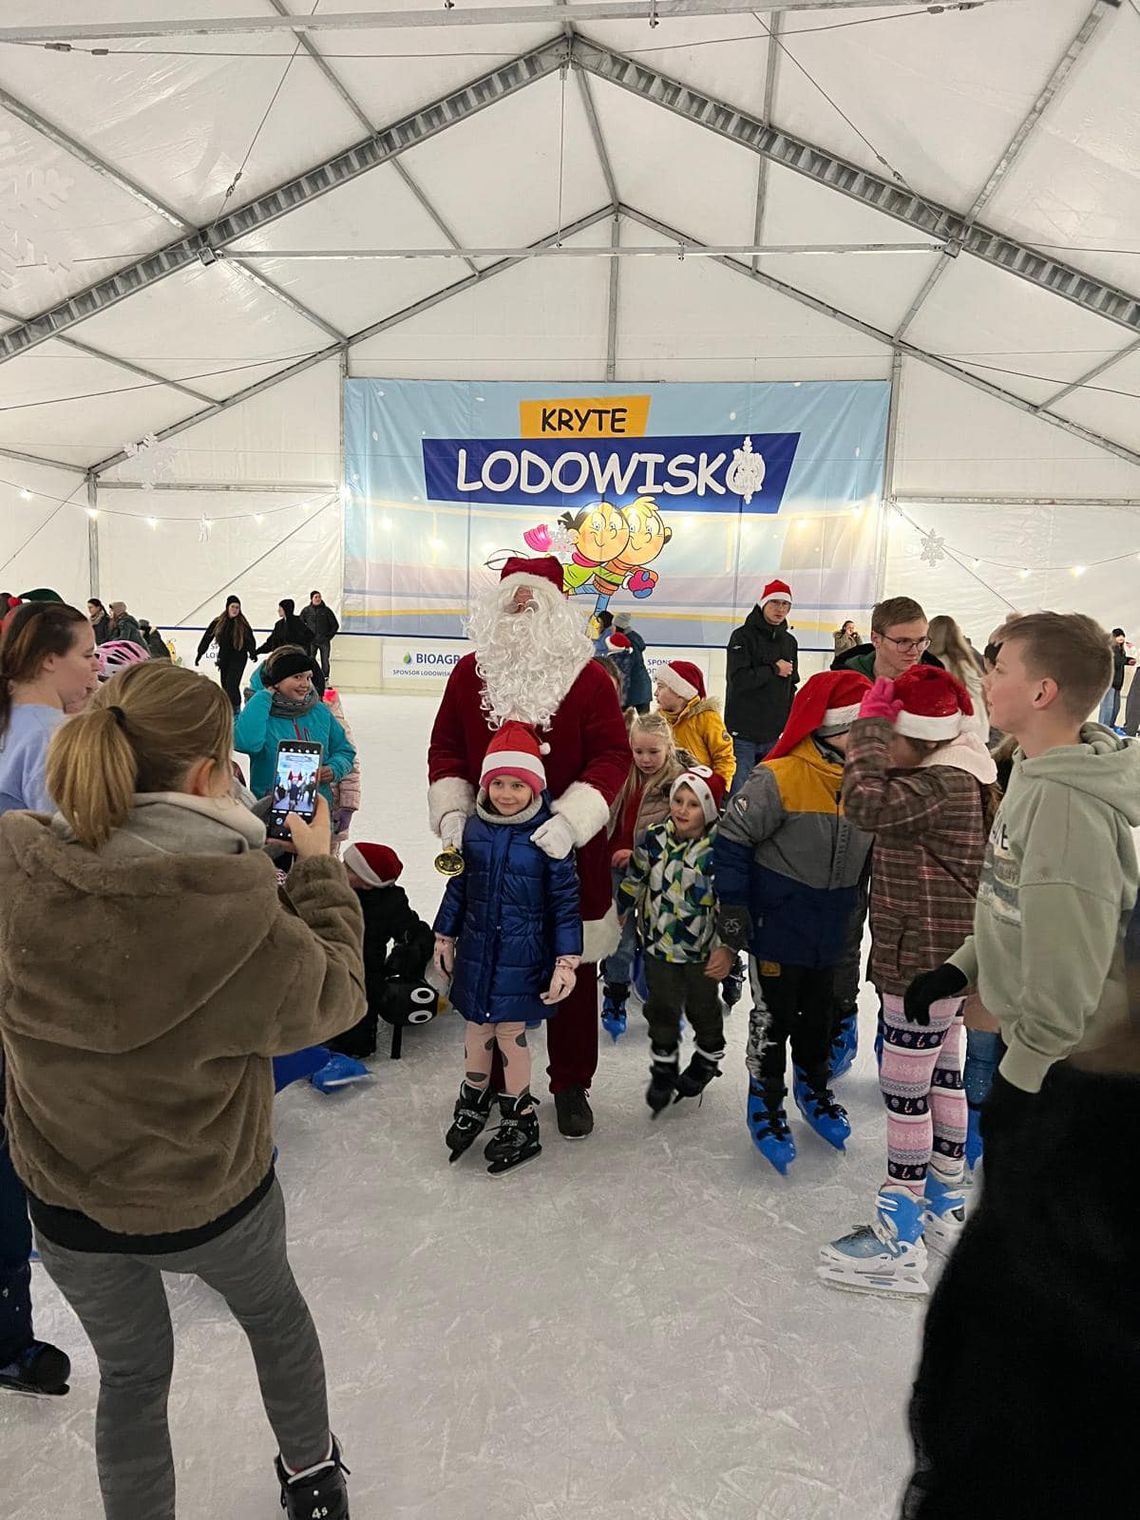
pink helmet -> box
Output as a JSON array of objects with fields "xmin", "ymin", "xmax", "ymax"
[{"xmin": 97, "ymin": 640, "xmax": 150, "ymax": 680}]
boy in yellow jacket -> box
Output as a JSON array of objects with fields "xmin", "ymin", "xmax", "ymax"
[{"xmin": 655, "ymin": 660, "xmax": 736, "ymax": 789}]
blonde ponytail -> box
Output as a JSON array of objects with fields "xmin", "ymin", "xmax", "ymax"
[{"xmin": 48, "ymin": 704, "xmax": 138, "ymax": 849}]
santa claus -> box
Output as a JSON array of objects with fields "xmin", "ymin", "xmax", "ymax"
[{"xmin": 428, "ymin": 554, "xmax": 630, "ymax": 1137}]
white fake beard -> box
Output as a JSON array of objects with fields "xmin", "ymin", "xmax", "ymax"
[{"xmin": 467, "ymin": 583, "xmax": 594, "ymax": 730}]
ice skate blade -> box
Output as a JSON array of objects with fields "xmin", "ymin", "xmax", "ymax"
[
  {"xmin": 0, "ymin": 1380, "xmax": 69, "ymax": 1399},
  {"xmin": 815, "ymin": 1264, "xmax": 928, "ymax": 1298},
  {"xmin": 487, "ymin": 1144, "xmax": 542, "ymax": 1176},
  {"xmin": 922, "ymin": 1218, "xmax": 965, "ymax": 1258}
]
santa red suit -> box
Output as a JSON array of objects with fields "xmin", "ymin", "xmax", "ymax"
[{"xmin": 428, "ymin": 556, "xmax": 630, "ymax": 1120}]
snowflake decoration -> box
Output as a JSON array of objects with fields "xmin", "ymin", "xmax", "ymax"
[
  {"xmin": 120, "ymin": 432, "xmax": 177, "ymax": 491},
  {"xmin": 0, "ymin": 139, "xmax": 76, "ymax": 294},
  {"xmin": 918, "ymin": 527, "xmax": 947, "ymax": 567},
  {"xmin": 726, "ymin": 436, "xmax": 766, "ymax": 505}
]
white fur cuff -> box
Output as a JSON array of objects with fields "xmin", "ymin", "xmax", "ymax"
[
  {"xmin": 582, "ymin": 906, "xmax": 620, "ymax": 965},
  {"xmin": 552, "ymin": 781, "xmax": 611, "ymax": 848},
  {"xmin": 428, "ymin": 776, "xmax": 476, "ymax": 834}
]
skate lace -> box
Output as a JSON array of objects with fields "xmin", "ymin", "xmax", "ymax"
[{"xmin": 762, "ymin": 1106, "xmax": 791, "ymax": 1141}]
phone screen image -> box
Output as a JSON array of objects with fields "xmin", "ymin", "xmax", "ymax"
[{"xmin": 268, "ymin": 742, "xmax": 323, "ymax": 840}]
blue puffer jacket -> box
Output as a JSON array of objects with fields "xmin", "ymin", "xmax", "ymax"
[{"xmin": 433, "ymin": 793, "xmax": 582, "ymax": 1024}]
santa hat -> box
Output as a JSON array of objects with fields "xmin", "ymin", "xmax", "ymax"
[
  {"xmin": 480, "ymin": 720, "xmax": 548, "ymax": 794},
  {"xmin": 761, "ymin": 578, "xmax": 793, "ymax": 607},
  {"xmin": 671, "ymin": 765, "xmax": 727, "ymax": 825},
  {"xmin": 893, "ymin": 664, "xmax": 974, "ymax": 740},
  {"xmin": 343, "ymin": 842, "xmax": 404, "ymax": 888},
  {"xmin": 656, "ymin": 659, "xmax": 706, "ymax": 703},
  {"xmin": 605, "ymin": 631, "xmax": 632, "ymax": 654},
  {"xmin": 498, "ymin": 555, "xmax": 565, "ymax": 599},
  {"xmin": 766, "ymin": 670, "xmax": 873, "ymax": 761}
]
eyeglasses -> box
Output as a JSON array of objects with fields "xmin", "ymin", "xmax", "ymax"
[{"xmin": 878, "ymin": 634, "xmax": 931, "ymax": 654}]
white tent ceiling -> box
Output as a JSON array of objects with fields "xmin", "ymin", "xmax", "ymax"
[{"xmin": 0, "ymin": 0, "xmax": 1138, "ymax": 639}]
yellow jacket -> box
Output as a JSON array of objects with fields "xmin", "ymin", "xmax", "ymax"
[{"xmin": 661, "ymin": 697, "xmax": 736, "ymax": 787}]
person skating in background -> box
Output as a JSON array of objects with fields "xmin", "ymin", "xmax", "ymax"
[
  {"xmin": 833, "ymin": 620, "xmax": 860, "ymax": 658},
  {"xmin": 725, "ymin": 579, "xmax": 798, "ymax": 799},
  {"xmin": 235, "ymin": 647, "xmax": 355, "ymax": 812},
  {"xmin": 258, "ymin": 599, "xmax": 315, "ymax": 658},
  {"xmin": 900, "ymin": 613, "xmax": 1140, "ymax": 1520},
  {"xmin": 197, "ymin": 595, "xmax": 258, "ymax": 712},
  {"xmin": 927, "ymin": 614, "xmax": 986, "ymax": 733},
  {"xmin": 714, "ymin": 671, "xmax": 873, "ymax": 1174},
  {"xmin": 654, "ymin": 660, "xmax": 735, "ymax": 789},
  {"xmin": 0, "ymin": 660, "xmax": 364, "ymax": 1520},
  {"xmin": 602, "ymin": 628, "xmax": 635, "ymax": 707},
  {"xmin": 613, "ymin": 611, "xmax": 652, "ymax": 713},
  {"xmin": 87, "ymin": 598, "xmax": 112, "ymax": 645},
  {"xmin": 601, "ymin": 711, "xmax": 688, "ymax": 1041},
  {"xmin": 136, "ymin": 620, "xmax": 172, "ymax": 661},
  {"xmin": 107, "ymin": 601, "xmax": 144, "ymax": 648},
  {"xmin": 302, "ymin": 591, "xmax": 340, "ymax": 683},
  {"xmin": 1097, "ymin": 627, "xmax": 1132, "ymax": 729},
  {"xmin": 818, "ymin": 666, "xmax": 997, "ymax": 1298},
  {"xmin": 591, "ymin": 609, "xmax": 615, "ymax": 657},
  {"xmin": 621, "ymin": 767, "xmax": 734, "ymax": 1114},
  {"xmin": 433, "ymin": 724, "xmax": 582, "ymax": 1174}
]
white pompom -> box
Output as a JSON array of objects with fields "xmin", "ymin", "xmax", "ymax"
[{"xmin": 539, "ymin": 742, "xmax": 551, "ymax": 755}]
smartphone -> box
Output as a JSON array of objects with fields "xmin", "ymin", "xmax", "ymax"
[{"xmin": 267, "ymin": 739, "xmax": 324, "ymax": 842}]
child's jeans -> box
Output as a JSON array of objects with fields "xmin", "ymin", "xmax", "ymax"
[
  {"xmin": 880, "ymin": 991, "xmax": 966, "ymax": 1195},
  {"xmin": 642, "ymin": 957, "xmax": 725, "ymax": 1056}
]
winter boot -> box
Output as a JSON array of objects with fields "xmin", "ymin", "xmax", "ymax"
[
  {"xmin": 0, "ymin": 1340, "xmax": 70, "ymax": 1398},
  {"xmin": 276, "ymin": 1438, "xmax": 350, "ymax": 1520},
  {"xmin": 675, "ymin": 1047, "xmax": 725, "ymax": 1101},
  {"xmin": 721, "ymin": 956, "xmax": 746, "ymax": 1010},
  {"xmin": 964, "ymin": 1105, "xmax": 984, "ymax": 1176},
  {"xmin": 828, "ymin": 1007, "xmax": 859, "ymax": 1082},
  {"xmin": 792, "ymin": 1069, "xmax": 851, "ymax": 1152},
  {"xmin": 553, "ymin": 1085, "xmax": 594, "ymax": 1139},
  {"xmin": 601, "ymin": 981, "xmax": 629, "ymax": 1043},
  {"xmin": 309, "ymin": 1053, "xmax": 370, "ymax": 1093},
  {"xmin": 445, "ymin": 1081, "xmax": 495, "ymax": 1162},
  {"xmin": 746, "ymin": 1079, "xmax": 796, "ymax": 1174},
  {"xmin": 646, "ymin": 1045, "xmax": 679, "ymax": 1116},
  {"xmin": 484, "ymin": 1090, "xmax": 541, "ymax": 1175},
  {"xmin": 817, "ymin": 1186, "xmax": 928, "ymax": 1297},
  {"xmin": 923, "ymin": 1171, "xmax": 967, "ymax": 1257}
]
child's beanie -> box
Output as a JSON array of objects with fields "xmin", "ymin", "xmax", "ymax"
[
  {"xmin": 657, "ymin": 659, "xmax": 706, "ymax": 702},
  {"xmin": 671, "ymin": 764, "xmax": 726, "ymax": 824},
  {"xmin": 480, "ymin": 721, "xmax": 547, "ymax": 794},
  {"xmin": 344, "ymin": 842, "xmax": 403, "ymax": 888}
]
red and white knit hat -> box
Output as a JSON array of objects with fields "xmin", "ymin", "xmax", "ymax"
[
  {"xmin": 671, "ymin": 765, "xmax": 727, "ymax": 824},
  {"xmin": 498, "ymin": 554, "xmax": 565, "ymax": 599},
  {"xmin": 343, "ymin": 842, "xmax": 403, "ymax": 888},
  {"xmin": 893, "ymin": 664, "xmax": 974, "ymax": 740},
  {"xmin": 766, "ymin": 669, "xmax": 872, "ymax": 760},
  {"xmin": 480, "ymin": 720, "xmax": 548, "ymax": 794},
  {"xmin": 761, "ymin": 578, "xmax": 793, "ymax": 607},
  {"xmin": 656, "ymin": 659, "xmax": 706, "ymax": 702},
  {"xmin": 606, "ymin": 631, "xmax": 632, "ymax": 654}
]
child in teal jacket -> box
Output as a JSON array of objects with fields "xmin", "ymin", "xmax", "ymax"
[{"xmin": 234, "ymin": 647, "xmax": 355, "ymax": 808}]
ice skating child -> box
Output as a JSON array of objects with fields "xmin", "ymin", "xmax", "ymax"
[
  {"xmin": 899, "ymin": 613, "xmax": 1140, "ymax": 1519},
  {"xmin": 620, "ymin": 767, "xmax": 734, "ymax": 1112},
  {"xmin": 234, "ymin": 646, "xmax": 355, "ymax": 810},
  {"xmin": 713, "ymin": 671, "xmax": 873, "ymax": 1174},
  {"xmin": 433, "ymin": 723, "xmax": 582, "ymax": 1174},
  {"xmin": 654, "ymin": 660, "xmax": 736, "ymax": 790},
  {"xmin": 0, "ymin": 660, "xmax": 364, "ymax": 1519},
  {"xmin": 818, "ymin": 665, "xmax": 997, "ymax": 1297},
  {"xmin": 600, "ymin": 711, "xmax": 687, "ymax": 1040}
]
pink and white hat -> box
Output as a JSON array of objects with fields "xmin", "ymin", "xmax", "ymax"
[
  {"xmin": 893, "ymin": 664, "xmax": 974, "ymax": 740},
  {"xmin": 480, "ymin": 720, "xmax": 548, "ymax": 794}
]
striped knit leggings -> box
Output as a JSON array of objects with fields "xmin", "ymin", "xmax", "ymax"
[{"xmin": 880, "ymin": 992, "xmax": 966, "ymax": 1196}]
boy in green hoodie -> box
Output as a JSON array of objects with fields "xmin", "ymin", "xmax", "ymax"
[{"xmin": 899, "ymin": 612, "xmax": 1140, "ymax": 1520}]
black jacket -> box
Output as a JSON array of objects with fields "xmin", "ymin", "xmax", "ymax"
[
  {"xmin": 830, "ymin": 642, "xmax": 944, "ymax": 677},
  {"xmin": 1112, "ymin": 643, "xmax": 1127, "ymax": 692},
  {"xmin": 725, "ymin": 605, "xmax": 799, "ymax": 745},
  {"xmin": 257, "ymin": 599, "xmax": 314, "ymax": 657},
  {"xmin": 302, "ymin": 602, "xmax": 340, "ymax": 643},
  {"xmin": 198, "ymin": 617, "xmax": 257, "ymax": 668}
]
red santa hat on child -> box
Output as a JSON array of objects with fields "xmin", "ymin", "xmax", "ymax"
[
  {"xmin": 656, "ymin": 659, "xmax": 706, "ymax": 703},
  {"xmin": 761, "ymin": 578, "xmax": 793, "ymax": 607},
  {"xmin": 480, "ymin": 720, "xmax": 548, "ymax": 794},
  {"xmin": 497, "ymin": 555, "xmax": 566, "ymax": 599},
  {"xmin": 766, "ymin": 670, "xmax": 872, "ymax": 760},
  {"xmin": 671, "ymin": 765, "xmax": 727, "ymax": 825},
  {"xmin": 343, "ymin": 842, "xmax": 404, "ymax": 888},
  {"xmin": 605, "ymin": 631, "xmax": 632, "ymax": 654},
  {"xmin": 893, "ymin": 664, "xmax": 974, "ymax": 740}
]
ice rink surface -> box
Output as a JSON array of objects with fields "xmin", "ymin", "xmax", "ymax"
[{"xmin": 5, "ymin": 693, "xmax": 926, "ymax": 1520}]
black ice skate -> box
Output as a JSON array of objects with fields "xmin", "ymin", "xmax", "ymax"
[
  {"xmin": 674, "ymin": 1047, "xmax": 724, "ymax": 1101},
  {"xmin": 646, "ymin": 1045, "xmax": 679, "ymax": 1116},
  {"xmin": 0, "ymin": 1340, "xmax": 70, "ymax": 1398},
  {"xmin": 276, "ymin": 1437, "xmax": 350, "ymax": 1519},
  {"xmin": 484, "ymin": 1090, "xmax": 541, "ymax": 1175},
  {"xmin": 445, "ymin": 1081, "xmax": 494, "ymax": 1162}
]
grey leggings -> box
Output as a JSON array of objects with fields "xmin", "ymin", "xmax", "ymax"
[{"xmin": 36, "ymin": 1180, "xmax": 330, "ymax": 1520}]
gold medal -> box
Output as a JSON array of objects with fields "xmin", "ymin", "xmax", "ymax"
[{"xmin": 434, "ymin": 848, "xmax": 465, "ymax": 877}]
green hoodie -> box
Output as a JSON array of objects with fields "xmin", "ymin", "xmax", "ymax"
[{"xmin": 949, "ymin": 725, "xmax": 1140, "ymax": 1093}]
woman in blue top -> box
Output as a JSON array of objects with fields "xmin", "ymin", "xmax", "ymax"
[{"xmin": 234, "ymin": 647, "xmax": 355, "ymax": 808}]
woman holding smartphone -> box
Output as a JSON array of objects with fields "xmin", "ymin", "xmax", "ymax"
[{"xmin": 234, "ymin": 646, "xmax": 355, "ymax": 811}]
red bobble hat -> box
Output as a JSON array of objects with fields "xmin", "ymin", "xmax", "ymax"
[
  {"xmin": 605, "ymin": 631, "xmax": 632, "ymax": 654},
  {"xmin": 766, "ymin": 670, "xmax": 873, "ymax": 760},
  {"xmin": 671, "ymin": 765, "xmax": 727, "ymax": 825},
  {"xmin": 761, "ymin": 578, "xmax": 793, "ymax": 607},
  {"xmin": 498, "ymin": 555, "xmax": 566, "ymax": 597},
  {"xmin": 480, "ymin": 720, "xmax": 548, "ymax": 795},
  {"xmin": 343, "ymin": 842, "xmax": 404, "ymax": 888},
  {"xmin": 893, "ymin": 664, "xmax": 974, "ymax": 740},
  {"xmin": 656, "ymin": 659, "xmax": 706, "ymax": 703}
]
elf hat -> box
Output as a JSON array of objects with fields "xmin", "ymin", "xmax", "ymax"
[
  {"xmin": 606, "ymin": 631, "xmax": 632, "ymax": 654},
  {"xmin": 671, "ymin": 765, "xmax": 727, "ymax": 825},
  {"xmin": 765, "ymin": 670, "xmax": 873, "ymax": 760},
  {"xmin": 343, "ymin": 843, "xmax": 404, "ymax": 888},
  {"xmin": 480, "ymin": 720, "xmax": 548, "ymax": 794},
  {"xmin": 761, "ymin": 578, "xmax": 793, "ymax": 607},
  {"xmin": 893, "ymin": 664, "xmax": 974, "ymax": 740},
  {"xmin": 498, "ymin": 555, "xmax": 566, "ymax": 599},
  {"xmin": 656, "ymin": 659, "xmax": 706, "ymax": 703}
]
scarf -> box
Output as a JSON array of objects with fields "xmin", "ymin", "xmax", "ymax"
[{"xmin": 269, "ymin": 687, "xmax": 320, "ymax": 720}]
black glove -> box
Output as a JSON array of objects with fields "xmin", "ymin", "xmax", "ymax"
[
  {"xmin": 981, "ymin": 1070, "xmax": 1035, "ymax": 1144},
  {"xmin": 716, "ymin": 904, "xmax": 754, "ymax": 954},
  {"xmin": 903, "ymin": 963, "xmax": 968, "ymax": 1026}
]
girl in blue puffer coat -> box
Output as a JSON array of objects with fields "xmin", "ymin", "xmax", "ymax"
[{"xmin": 433, "ymin": 722, "xmax": 582, "ymax": 1175}]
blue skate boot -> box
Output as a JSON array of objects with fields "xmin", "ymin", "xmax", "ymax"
[
  {"xmin": 817, "ymin": 1185, "xmax": 928, "ymax": 1297},
  {"xmin": 923, "ymin": 1170, "xmax": 967, "ymax": 1257},
  {"xmin": 601, "ymin": 981, "xmax": 629, "ymax": 1043},
  {"xmin": 746, "ymin": 1078, "xmax": 796, "ymax": 1175},
  {"xmin": 792, "ymin": 1069, "xmax": 851, "ymax": 1152},
  {"xmin": 310, "ymin": 1053, "xmax": 370, "ymax": 1093},
  {"xmin": 828, "ymin": 1007, "xmax": 859, "ymax": 1081}
]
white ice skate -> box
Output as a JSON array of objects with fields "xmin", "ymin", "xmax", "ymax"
[
  {"xmin": 922, "ymin": 1171, "xmax": 967, "ymax": 1258},
  {"xmin": 817, "ymin": 1186, "xmax": 929, "ymax": 1298}
]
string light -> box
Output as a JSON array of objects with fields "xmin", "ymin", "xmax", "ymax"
[
  {"xmin": 85, "ymin": 507, "xmax": 98, "ymax": 520},
  {"xmin": 1072, "ymin": 564, "xmax": 1086, "ymax": 577},
  {"xmin": 19, "ymin": 488, "xmax": 31, "ymax": 500},
  {"xmin": 147, "ymin": 517, "xmax": 158, "ymax": 530},
  {"xmin": 1018, "ymin": 567, "xmax": 1030, "ymax": 579},
  {"xmin": 896, "ymin": 507, "xmax": 1140, "ymax": 576}
]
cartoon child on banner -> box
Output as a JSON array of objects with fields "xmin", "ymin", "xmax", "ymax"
[{"xmin": 523, "ymin": 496, "xmax": 673, "ymax": 620}]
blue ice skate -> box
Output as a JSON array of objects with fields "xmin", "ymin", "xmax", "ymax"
[
  {"xmin": 923, "ymin": 1171, "xmax": 967, "ymax": 1257},
  {"xmin": 601, "ymin": 981, "xmax": 628, "ymax": 1043},
  {"xmin": 817, "ymin": 1186, "xmax": 928, "ymax": 1297},
  {"xmin": 964, "ymin": 1106, "xmax": 984, "ymax": 1174},
  {"xmin": 310, "ymin": 1053, "xmax": 370, "ymax": 1093},
  {"xmin": 792, "ymin": 1069, "xmax": 851, "ymax": 1152},
  {"xmin": 829, "ymin": 1008, "xmax": 859, "ymax": 1081},
  {"xmin": 746, "ymin": 1078, "xmax": 796, "ymax": 1175}
]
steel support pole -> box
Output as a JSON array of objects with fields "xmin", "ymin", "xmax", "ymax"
[{"xmin": 86, "ymin": 473, "xmax": 100, "ymax": 598}]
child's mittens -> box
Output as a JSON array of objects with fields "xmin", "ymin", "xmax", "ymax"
[
  {"xmin": 716, "ymin": 904, "xmax": 753, "ymax": 953},
  {"xmin": 438, "ymin": 811, "xmax": 466, "ymax": 853},
  {"xmin": 858, "ymin": 677, "xmax": 904, "ymax": 724},
  {"xmin": 541, "ymin": 955, "xmax": 580, "ymax": 1005},
  {"xmin": 533, "ymin": 812, "xmax": 576, "ymax": 860},
  {"xmin": 611, "ymin": 847, "xmax": 632, "ymax": 869},
  {"xmin": 433, "ymin": 934, "xmax": 456, "ymax": 979}
]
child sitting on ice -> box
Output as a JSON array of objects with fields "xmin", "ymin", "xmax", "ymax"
[
  {"xmin": 654, "ymin": 660, "xmax": 736, "ymax": 790},
  {"xmin": 433, "ymin": 724, "xmax": 582, "ymax": 1175},
  {"xmin": 620, "ymin": 767, "xmax": 734, "ymax": 1113}
]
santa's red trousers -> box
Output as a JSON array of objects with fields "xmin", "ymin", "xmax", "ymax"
[{"xmin": 490, "ymin": 964, "xmax": 598, "ymax": 1095}]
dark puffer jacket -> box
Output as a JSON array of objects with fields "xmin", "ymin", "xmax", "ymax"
[
  {"xmin": 257, "ymin": 599, "xmax": 314, "ymax": 656},
  {"xmin": 725, "ymin": 604, "xmax": 799, "ymax": 745},
  {"xmin": 433, "ymin": 793, "xmax": 582, "ymax": 1024}
]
